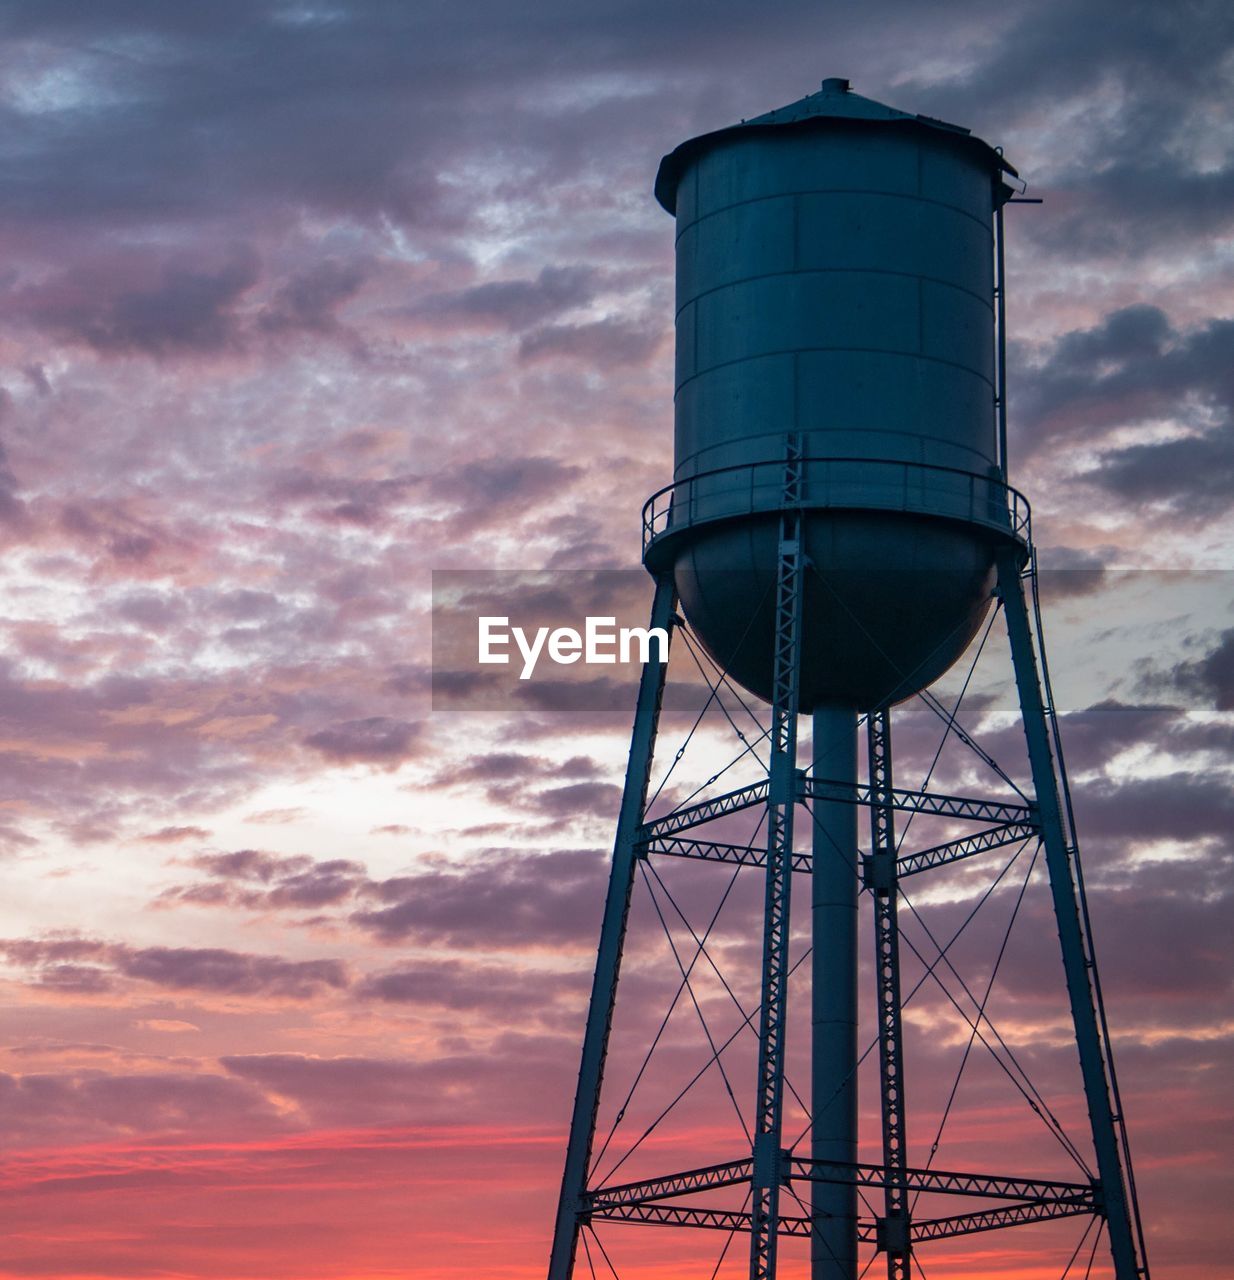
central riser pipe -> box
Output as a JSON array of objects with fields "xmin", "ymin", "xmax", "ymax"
[{"xmin": 811, "ymin": 705, "xmax": 859, "ymax": 1279}]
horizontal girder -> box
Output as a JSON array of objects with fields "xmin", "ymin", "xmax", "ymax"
[
  {"xmin": 895, "ymin": 821, "xmax": 1039, "ymax": 878},
  {"xmin": 639, "ymin": 781, "xmax": 769, "ymax": 841},
  {"xmin": 587, "ymin": 1198, "xmax": 1095, "ymax": 1242},
  {"xmin": 582, "ymin": 1158, "xmax": 1095, "ymax": 1214},
  {"xmin": 639, "ymin": 780, "xmax": 1036, "ymax": 846},
  {"xmin": 912, "ymin": 1199, "xmax": 1096, "ymax": 1241},
  {"xmin": 805, "ymin": 778, "xmax": 1036, "ymax": 827},
  {"xmin": 643, "ymin": 823, "xmax": 1037, "ymax": 879},
  {"xmin": 583, "ymin": 1160, "xmax": 751, "ymax": 1208},
  {"xmin": 790, "ymin": 1157, "xmax": 1095, "ymax": 1205},
  {"xmin": 643, "ymin": 834, "xmax": 812, "ymax": 873},
  {"xmin": 587, "ymin": 1202, "xmax": 814, "ymax": 1237}
]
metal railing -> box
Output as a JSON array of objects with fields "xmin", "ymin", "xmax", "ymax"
[{"xmin": 641, "ymin": 456, "xmax": 1031, "ymax": 556}]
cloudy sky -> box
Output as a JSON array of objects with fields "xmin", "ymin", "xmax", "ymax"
[{"xmin": 0, "ymin": 2, "xmax": 1231, "ymax": 1277}]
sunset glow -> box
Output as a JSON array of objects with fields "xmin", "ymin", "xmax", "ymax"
[{"xmin": 0, "ymin": 3, "xmax": 1231, "ymax": 1278}]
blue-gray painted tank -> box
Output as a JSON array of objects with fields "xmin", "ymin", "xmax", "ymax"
[{"xmin": 645, "ymin": 78, "xmax": 1025, "ymax": 710}]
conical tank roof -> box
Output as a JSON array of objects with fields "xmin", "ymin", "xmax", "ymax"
[{"xmin": 655, "ymin": 77, "xmax": 1018, "ymax": 214}]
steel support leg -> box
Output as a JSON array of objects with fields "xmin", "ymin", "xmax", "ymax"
[
  {"xmin": 812, "ymin": 705, "xmax": 858, "ymax": 1280},
  {"xmin": 547, "ymin": 575, "xmax": 677, "ymax": 1280},
  {"xmin": 996, "ymin": 547, "xmax": 1142, "ymax": 1280},
  {"xmin": 750, "ymin": 444, "xmax": 806, "ymax": 1280},
  {"xmin": 866, "ymin": 709, "xmax": 910, "ymax": 1280}
]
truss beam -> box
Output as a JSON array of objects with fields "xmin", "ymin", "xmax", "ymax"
[
  {"xmin": 588, "ymin": 1202, "xmax": 815, "ymax": 1238},
  {"xmin": 868, "ymin": 709, "xmax": 911, "ymax": 1279},
  {"xmin": 640, "ymin": 781, "xmax": 1035, "ymax": 848},
  {"xmin": 587, "ymin": 1199, "xmax": 1095, "ymax": 1242},
  {"xmin": 895, "ymin": 822, "xmax": 1038, "ymax": 878},
  {"xmin": 640, "ymin": 780, "xmax": 770, "ymax": 841},
  {"xmin": 582, "ymin": 1160, "xmax": 751, "ymax": 1208},
  {"xmin": 646, "ymin": 823, "xmax": 1037, "ymax": 880},
  {"xmin": 789, "ymin": 1157, "xmax": 1096, "ymax": 1205},
  {"xmin": 581, "ymin": 1157, "xmax": 1096, "ymax": 1212},
  {"xmin": 911, "ymin": 1199, "xmax": 1095, "ymax": 1242},
  {"xmin": 749, "ymin": 439, "xmax": 806, "ymax": 1280},
  {"xmin": 643, "ymin": 834, "xmax": 811, "ymax": 873},
  {"xmin": 805, "ymin": 778, "xmax": 1035, "ymax": 827}
]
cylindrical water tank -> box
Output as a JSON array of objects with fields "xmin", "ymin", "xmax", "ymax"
[{"xmin": 645, "ymin": 79, "xmax": 1025, "ymax": 710}]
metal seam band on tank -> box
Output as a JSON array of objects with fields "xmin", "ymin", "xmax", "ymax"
[
  {"xmin": 673, "ymin": 189, "xmax": 999, "ymax": 244},
  {"xmin": 674, "ymin": 438, "xmax": 997, "ymax": 472},
  {"xmin": 675, "ymin": 268, "xmax": 995, "ymax": 322},
  {"xmin": 674, "ymin": 347, "xmax": 996, "ymax": 395}
]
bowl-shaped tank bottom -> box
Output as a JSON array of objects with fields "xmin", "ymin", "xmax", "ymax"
[{"xmin": 670, "ymin": 511, "xmax": 996, "ymax": 711}]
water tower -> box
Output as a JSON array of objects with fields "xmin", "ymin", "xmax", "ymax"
[{"xmin": 547, "ymin": 79, "xmax": 1150, "ymax": 1280}]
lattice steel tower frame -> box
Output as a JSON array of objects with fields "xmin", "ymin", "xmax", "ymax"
[{"xmin": 546, "ymin": 78, "xmax": 1150, "ymax": 1280}]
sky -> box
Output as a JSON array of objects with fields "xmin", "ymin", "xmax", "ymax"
[{"xmin": 0, "ymin": 1, "xmax": 1231, "ymax": 1278}]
